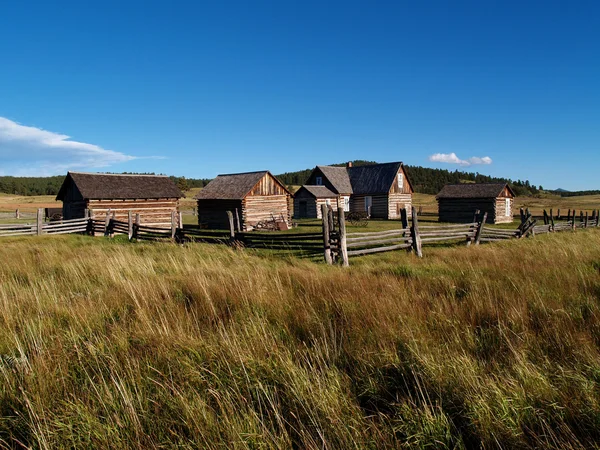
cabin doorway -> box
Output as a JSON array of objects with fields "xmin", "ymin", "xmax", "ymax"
[{"xmin": 299, "ymin": 201, "xmax": 308, "ymax": 218}]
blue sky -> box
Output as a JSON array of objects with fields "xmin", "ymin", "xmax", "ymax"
[{"xmin": 0, "ymin": 1, "xmax": 598, "ymax": 190}]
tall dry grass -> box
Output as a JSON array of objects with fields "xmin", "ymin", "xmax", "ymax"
[{"xmin": 0, "ymin": 231, "xmax": 600, "ymax": 449}]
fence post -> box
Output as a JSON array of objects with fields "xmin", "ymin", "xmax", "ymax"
[
  {"xmin": 86, "ymin": 210, "xmax": 94, "ymax": 235},
  {"xmin": 473, "ymin": 209, "xmax": 481, "ymax": 225},
  {"xmin": 321, "ymin": 204, "xmax": 333, "ymax": 265},
  {"xmin": 410, "ymin": 206, "xmax": 422, "ymax": 257},
  {"xmin": 235, "ymin": 208, "xmax": 241, "ymax": 233},
  {"xmin": 571, "ymin": 210, "xmax": 576, "ymax": 230},
  {"xmin": 226, "ymin": 211, "xmax": 236, "ymax": 245},
  {"xmin": 128, "ymin": 211, "xmax": 133, "ymax": 240},
  {"xmin": 549, "ymin": 208, "xmax": 555, "ymax": 232},
  {"xmin": 474, "ymin": 212, "xmax": 487, "ymax": 245},
  {"xmin": 543, "ymin": 210, "xmax": 549, "ymax": 225},
  {"xmin": 133, "ymin": 214, "xmax": 140, "ymax": 240},
  {"xmin": 338, "ymin": 207, "xmax": 349, "ymax": 266},
  {"xmin": 597, "ymin": 210, "xmax": 599, "ymax": 227},
  {"xmin": 585, "ymin": 212, "xmax": 589, "ymax": 228},
  {"xmin": 171, "ymin": 211, "xmax": 177, "ymax": 239},
  {"xmin": 519, "ymin": 208, "xmax": 525, "ymax": 224},
  {"xmin": 557, "ymin": 209, "xmax": 560, "ymax": 220},
  {"xmin": 104, "ymin": 209, "xmax": 111, "ymax": 237},
  {"xmin": 15, "ymin": 209, "xmax": 19, "ymax": 219},
  {"xmin": 36, "ymin": 208, "xmax": 43, "ymax": 235},
  {"xmin": 400, "ymin": 208, "xmax": 408, "ymax": 229},
  {"xmin": 179, "ymin": 211, "xmax": 183, "ymax": 229},
  {"xmin": 327, "ymin": 205, "xmax": 334, "ymax": 233}
]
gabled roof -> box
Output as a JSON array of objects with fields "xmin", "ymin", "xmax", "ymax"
[
  {"xmin": 436, "ymin": 183, "xmax": 515, "ymax": 199},
  {"xmin": 297, "ymin": 185, "xmax": 338, "ymax": 198},
  {"xmin": 194, "ymin": 171, "xmax": 290, "ymax": 200},
  {"xmin": 56, "ymin": 172, "xmax": 184, "ymax": 201},
  {"xmin": 315, "ymin": 166, "xmax": 353, "ymax": 194},
  {"xmin": 347, "ymin": 162, "xmax": 408, "ymax": 195}
]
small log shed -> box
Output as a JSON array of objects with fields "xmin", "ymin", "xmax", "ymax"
[
  {"xmin": 195, "ymin": 171, "xmax": 292, "ymax": 231},
  {"xmin": 436, "ymin": 183, "xmax": 515, "ymax": 224}
]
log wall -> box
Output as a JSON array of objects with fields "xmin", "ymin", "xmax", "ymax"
[
  {"xmin": 494, "ymin": 197, "xmax": 514, "ymax": 224},
  {"xmin": 388, "ymin": 193, "xmax": 413, "ymax": 219},
  {"xmin": 438, "ymin": 198, "xmax": 501, "ymax": 224},
  {"xmin": 243, "ymin": 195, "xmax": 291, "ymax": 230},
  {"xmin": 87, "ymin": 199, "xmax": 180, "ymax": 228}
]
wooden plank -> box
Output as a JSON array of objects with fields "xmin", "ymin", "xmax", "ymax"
[
  {"xmin": 347, "ymin": 228, "xmax": 410, "ymax": 238},
  {"xmin": 347, "ymin": 236, "xmax": 410, "ymax": 248},
  {"xmin": 347, "ymin": 230, "xmax": 408, "ymax": 243},
  {"xmin": 347, "ymin": 242, "xmax": 411, "ymax": 256},
  {"xmin": 421, "ymin": 235, "xmax": 477, "ymax": 243}
]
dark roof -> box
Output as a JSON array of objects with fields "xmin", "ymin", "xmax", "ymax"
[
  {"xmin": 56, "ymin": 172, "xmax": 183, "ymax": 200},
  {"xmin": 316, "ymin": 166, "xmax": 353, "ymax": 194},
  {"xmin": 194, "ymin": 171, "xmax": 290, "ymax": 200},
  {"xmin": 347, "ymin": 162, "xmax": 406, "ymax": 195},
  {"xmin": 436, "ymin": 183, "xmax": 515, "ymax": 199},
  {"xmin": 297, "ymin": 185, "xmax": 338, "ymax": 198}
]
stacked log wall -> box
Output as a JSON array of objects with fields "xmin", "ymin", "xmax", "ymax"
[
  {"xmin": 438, "ymin": 198, "xmax": 497, "ymax": 224},
  {"xmin": 242, "ymin": 195, "xmax": 291, "ymax": 230},
  {"xmin": 494, "ymin": 197, "xmax": 514, "ymax": 224},
  {"xmin": 87, "ymin": 199, "xmax": 180, "ymax": 228},
  {"xmin": 388, "ymin": 193, "xmax": 413, "ymax": 219}
]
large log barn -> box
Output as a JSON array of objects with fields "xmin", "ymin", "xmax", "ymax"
[
  {"xmin": 195, "ymin": 171, "xmax": 292, "ymax": 231},
  {"xmin": 436, "ymin": 183, "xmax": 515, "ymax": 224},
  {"xmin": 56, "ymin": 172, "xmax": 183, "ymax": 227}
]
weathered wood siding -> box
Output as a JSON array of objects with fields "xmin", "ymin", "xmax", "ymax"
[
  {"xmin": 197, "ymin": 199, "xmax": 242, "ymax": 229},
  {"xmin": 438, "ymin": 198, "xmax": 497, "ymax": 224},
  {"xmin": 61, "ymin": 182, "xmax": 86, "ymax": 220},
  {"xmin": 87, "ymin": 199, "xmax": 179, "ymax": 227},
  {"xmin": 389, "ymin": 166, "xmax": 413, "ymax": 194},
  {"xmin": 350, "ymin": 194, "xmax": 387, "ymax": 218},
  {"xmin": 388, "ymin": 193, "xmax": 413, "ymax": 219},
  {"xmin": 243, "ymin": 195, "xmax": 290, "ymax": 230},
  {"xmin": 494, "ymin": 197, "xmax": 514, "ymax": 224}
]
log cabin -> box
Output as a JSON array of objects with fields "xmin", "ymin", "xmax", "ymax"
[
  {"xmin": 56, "ymin": 172, "xmax": 184, "ymax": 227},
  {"xmin": 296, "ymin": 162, "xmax": 413, "ymax": 219},
  {"xmin": 195, "ymin": 171, "xmax": 292, "ymax": 230},
  {"xmin": 436, "ymin": 183, "xmax": 515, "ymax": 224}
]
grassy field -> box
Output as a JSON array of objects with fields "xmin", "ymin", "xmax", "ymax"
[{"xmin": 1, "ymin": 230, "xmax": 600, "ymax": 448}]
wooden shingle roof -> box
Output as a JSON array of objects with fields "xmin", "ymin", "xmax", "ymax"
[
  {"xmin": 347, "ymin": 162, "xmax": 406, "ymax": 195},
  {"xmin": 194, "ymin": 171, "xmax": 290, "ymax": 200},
  {"xmin": 436, "ymin": 183, "xmax": 515, "ymax": 199},
  {"xmin": 316, "ymin": 166, "xmax": 353, "ymax": 194},
  {"xmin": 56, "ymin": 172, "xmax": 184, "ymax": 201},
  {"xmin": 297, "ymin": 185, "xmax": 338, "ymax": 198}
]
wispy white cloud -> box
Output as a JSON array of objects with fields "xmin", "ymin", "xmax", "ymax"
[
  {"xmin": 428, "ymin": 152, "xmax": 492, "ymax": 167},
  {"xmin": 0, "ymin": 117, "xmax": 151, "ymax": 176}
]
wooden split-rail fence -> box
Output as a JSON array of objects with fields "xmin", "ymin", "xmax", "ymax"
[{"xmin": 1, "ymin": 206, "xmax": 598, "ymax": 267}]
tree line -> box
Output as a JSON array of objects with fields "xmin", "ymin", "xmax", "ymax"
[{"xmin": 0, "ymin": 164, "xmax": 573, "ymax": 198}]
